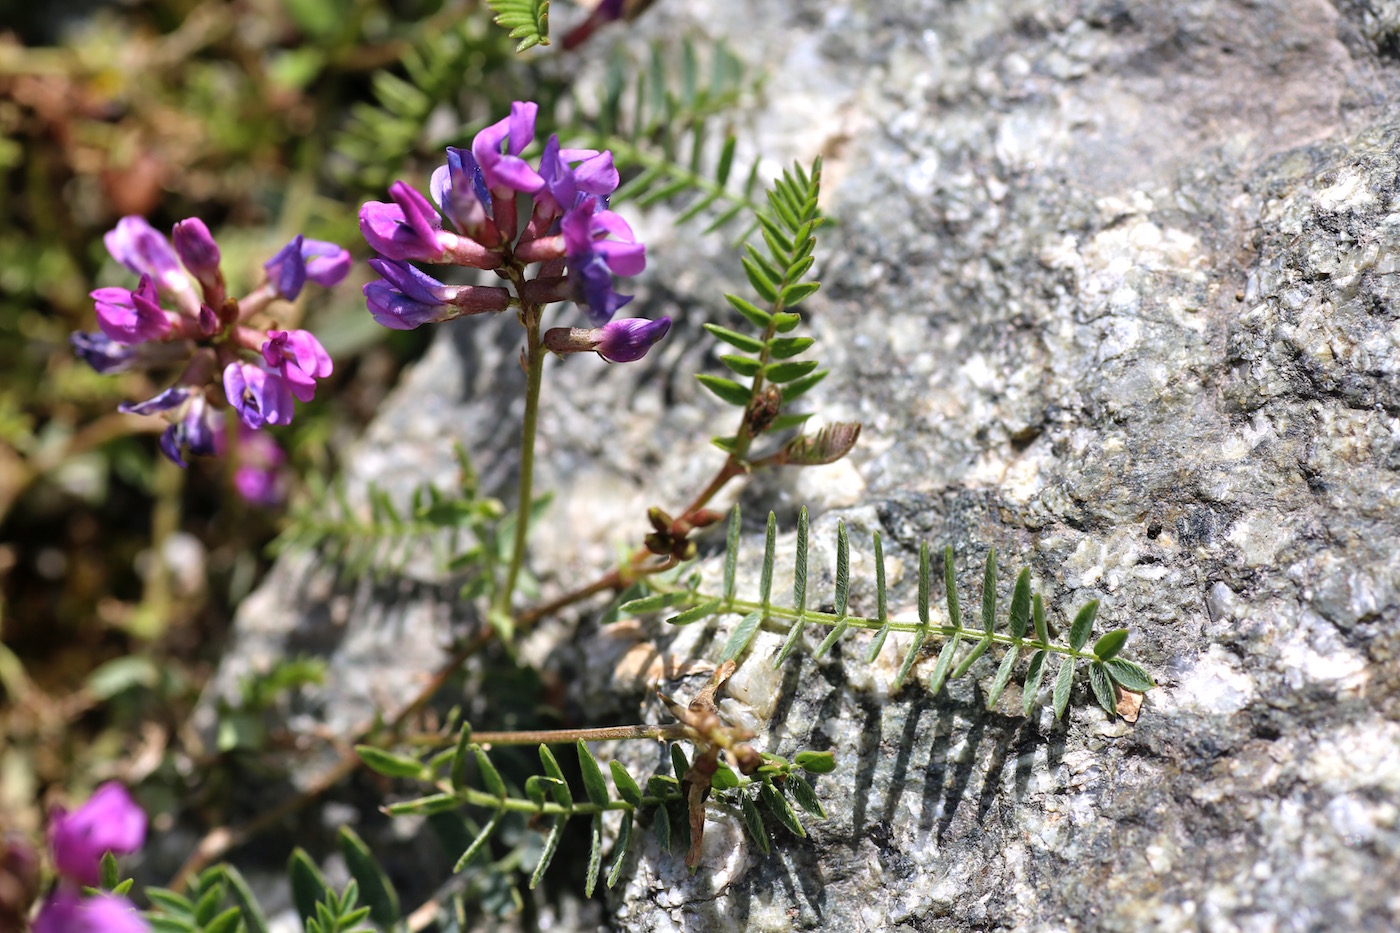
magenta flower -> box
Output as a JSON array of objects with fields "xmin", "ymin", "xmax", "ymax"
[
  {"xmin": 264, "ymin": 235, "xmax": 354, "ymax": 301},
  {"xmin": 544, "ymin": 316, "xmax": 671, "ymax": 363},
  {"xmin": 33, "ymin": 891, "xmax": 149, "ymax": 933},
  {"xmin": 537, "ymin": 134, "xmax": 619, "ymax": 215},
  {"xmin": 103, "ymin": 217, "xmax": 186, "ymax": 296},
  {"xmin": 360, "ymin": 182, "xmax": 448, "ymax": 262},
  {"xmin": 223, "ymin": 361, "xmax": 295, "ymax": 429},
  {"xmin": 47, "ymin": 783, "xmax": 146, "ymax": 888},
  {"xmin": 260, "ymin": 329, "xmax": 333, "ymax": 402},
  {"xmin": 171, "ymin": 218, "xmax": 221, "ymax": 291},
  {"xmin": 593, "ymin": 316, "xmax": 672, "ymax": 362},
  {"xmin": 92, "ymin": 275, "xmax": 172, "ymax": 345},
  {"xmin": 431, "ymin": 147, "xmax": 494, "ymax": 237},
  {"xmin": 561, "ymin": 201, "xmax": 646, "ymax": 324},
  {"xmin": 363, "ymin": 259, "xmax": 511, "ymax": 330},
  {"xmin": 472, "ymin": 101, "xmax": 543, "ymax": 195}
]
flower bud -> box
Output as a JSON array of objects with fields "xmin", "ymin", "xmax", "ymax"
[{"xmin": 172, "ymin": 218, "xmax": 222, "ymax": 291}]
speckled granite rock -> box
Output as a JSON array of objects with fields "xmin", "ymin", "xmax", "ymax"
[{"xmin": 205, "ymin": 0, "xmax": 1400, "ymax": 930}]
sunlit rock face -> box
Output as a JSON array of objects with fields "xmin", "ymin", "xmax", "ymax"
[{"xmin": 205, "ymin": 1, "xmax": 1400, "ymax": 929}]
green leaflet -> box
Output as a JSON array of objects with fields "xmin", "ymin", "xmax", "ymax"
[
  {"xmin": 538, "ymin": 745, "xmax": 573, "ymax": 807},
  {"xmin": 355, "ymin": 745, "xmax": 425, "ymax": 780},
  {"xmin": 760, "ymin": 511, "xmax": 776, "ymax": 605},
  {"xmin": 1069, "ymin": 600, "xmax": 1099, "ymax": 651},
  {"xmin": 1089, "ymin": 662, "xmax": 1117, "ymax": 715},
  {"xmin": 339, "ymin": 826, "xmax": 400, "ymax": 928},
  {"xmin": 584, "ymin": 813, "xmax": 604, "ymax": 897},
  {"xmin": 610, "ymin": 760, "xmax": 643, "ymax": 806},
  {"xmin": 720, "ymin": 610, "xmax": 765, "ymax": 663},
  {"xmin": 1104, "ymin": 658, "xmax": 1155, "ymax": 691},
  {"xmin": 1053, "ymin": 655, "xmax": 1076, "ymax": 720},
  {"xmin": 486, "ymin": 0, "xmax": 549, "ymax": 51},
  {"xmin": 530, "ymin": 819, "xmax": 565, "ymax": 889},
  {"xmin": 928, "ymin": 635, "xmax": 961, "ymax": 694},
  {"xmin": 287, "ymin": 848, "xmax": 331, "ymax": 931},
  {"xmin": 1022, "ymin": 650, "xmax": 1048, "ymax": 715},
  {"xmin": 608, "ymin": 812, "xmax": 633, "ymax": 889},
  {"xmin": 739, "ymin": 792, "xmax": 769, "ymax": 854},
  {"xmin": 453, "ymin": 808, "xmax": 503, "ymax": 872},
  {"xmin": 759, "ymin": 783, "xmax": 806, "ymax": 837},
  {"xmin": 577, "ymin": 740, "xmax": 610, "ymax": 806},
  {"xmin": 1093, "ymin": 628, "xmax": 1130, "ymax": 660},
  {"xmin": 987, "ymin": 646, "xmax": 1020, "ymax": 709},
  {"xmin": 1008, "ymin": 569, "xmax": 1031, "ymax": 640}
]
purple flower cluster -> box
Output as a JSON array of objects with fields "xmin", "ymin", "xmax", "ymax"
[
  {"xmin": 73, "ymin": 215, "xmax": 350, "ymax": 478},
  {"xmin": 359, "ymin": 101, "xmax": 670, "ymax": 363},
  {"xmin": 33, "ymin": 783, "xmax": 149, "ymax": 933}
]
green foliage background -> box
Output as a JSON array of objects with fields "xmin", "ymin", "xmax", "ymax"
[{"xmin": 0, "ymin": 0, "xmax": 546, "ymax": 842}]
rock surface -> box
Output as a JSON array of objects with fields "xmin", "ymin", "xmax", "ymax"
[{"xmin": 206, "ymin": 0, "xmax": 1400, "ymax": 930}]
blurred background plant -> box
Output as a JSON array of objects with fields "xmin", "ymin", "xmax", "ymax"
[{"xmin": 0, "ymin": 0, "xmax": 554, "ymax": 842}]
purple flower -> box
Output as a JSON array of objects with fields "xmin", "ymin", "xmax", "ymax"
[
  {"xmin": 537, "ymin": 134, "xmax": 619, "ymax": 215},
  {"xmin": 264, "ymin": 235, "xmax": 354, "ymax": 301},
  {"xmin": 360, "ymin": 182, "xmax": 446, "ymax": 263},
  {"xmin": 260, "ymin": 329, "xmax": 333, "ymax": 402},
  {"xmin": 70, "ymin": 332, "xmax": 139, "ymax": 373},
  {"xmin": 302, "ymin": 239, "xmax": 353, "ymax": 287},
  {"xmin": 593, "ymin": 316, "xmax": 672, "ymax": 362},
  {"xmin": 164, "ymin": 397, "xmax": 220, "ymax": 468},
  {"xmin": 561, "ymin": 201, "xmax": 646, "ymax": 325},
  {"xmin": 471, "ymin": 101, "xmax": 543, "ymax": 195},
  {"xmin": 431, "ymin": 147, "xmax": 494, "ymax": 236},
  {"xmin": 363, "ymin": 259, "xmax": 510, "ymax": 330},
  {"xmin": 233, "ymin": 428, "xmax": 286, "ymax": 507},
  {"xmin": 117, "ymin": 388, "xmax": 220, "ymax": 467},
  {"xmin": 118, "ymin": 386, "xmax": 192, "ymax": 417},
  {"xmin": 104, "ymin": 217, "xmax": 185, "ymax": 295},
  {"xmin": 171, "ymin": 218, "xmax": 221, "ymax": 289},
  {"xmin": 92, "ymin": 275, "xmax": 172, "ymax": 345},
  {"xmin": 223, "ymin": 361, "xmax": 295, "ymax": 429},
  {"xmin": 33, "ymin": 891, "xmax": 149, "ymax": 933},
  {"xmin": 47, "ymin": 783, "xmax": 146, "ymax": 888}
]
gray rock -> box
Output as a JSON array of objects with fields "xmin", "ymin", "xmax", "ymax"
[{"xmin": 205, "ymin": 0, "xmax": 1400, "ymax": 930}]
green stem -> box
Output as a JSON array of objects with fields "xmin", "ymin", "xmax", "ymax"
[
  {"xmin": 655, "ymin": 587, "xmax": 1100, "ymax": 661},
  {"xmin": 498, "ymin": 303, "xmax": 545, "ymax": 616},
  {"xmin": 398, "ymin": 770, "xmax": 774, "ymax": 820}
]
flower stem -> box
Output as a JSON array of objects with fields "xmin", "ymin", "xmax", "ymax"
[{"xmin": 498, "ymin": 300, "xmax": 545, "ymax": 619}]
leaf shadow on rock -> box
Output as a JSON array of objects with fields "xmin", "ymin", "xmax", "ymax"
[
  {"xmin": 978, "ymin": 718, "xmax": 1042, "ymax": 823},
  {"xmin": 918, "ymin": 700, "xmax": 958, "ymax": 840},
  {"xmin": 935, "ymin": 685, "xmax": 990, "ymax": 844},
  {"xmin": 849, "ymin": 696, "xmax": 889, "ymax": 844}
]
